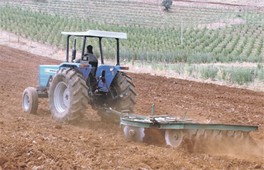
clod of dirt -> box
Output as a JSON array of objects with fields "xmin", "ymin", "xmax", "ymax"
[
  {"xmin": 54, "ymin": 125, "xmax": 62, "ymax": 129},
  {"xmin": 32, "ymin": 165, "xmax": 44, "ymax": 170},
  {"xmin": 254, "ymin": 164, "xmax": 262, "ymax": 169},
  {"xmin": 0, "ymin": 157, "xmax": 8, "ymax": 166}
]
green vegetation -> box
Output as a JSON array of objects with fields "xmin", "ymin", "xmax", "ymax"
[
  {"xmin": 0, "ymin": 5, "xmax": 264, "ymax": 64},
  {"xmin": 201, "ymin": 66, "xmax": 218, "ymax": 80},
  {"xmin": 3, "ymin": 0, "xmax": 233, "ymax": 28},
  {"xmin": 0, "ymin": 0, "xmax": 263, "ymax": 86},
  {"xmin": 147, "ymin": 62, "xmax": 264, "ymax": 85}
]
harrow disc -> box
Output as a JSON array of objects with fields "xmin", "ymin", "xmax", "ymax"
[
  {"xmin": 165, "ymin": 130, "xmax": 184, "ymax": 147},
  {"xmin": 211, "ymin": 130, "xmax": 221, "ymax": 138},
  {"xmin": 123, "ymin": 125, "xmax": 145, "ymax": 142},
  {"xmin": 185, "ymin": 129, "xmax": 197, "ymax": 139},
  {"xmin": 233, "ymin": 131, "xmax": 244, "ymax": 140},
  {"xmin": 226, "ymin": 130, "xmax": 236, "ymax": 137},
  {"xmin": 238, "ymin": 132, "xmax": 255, "ymax": 145},
  {"xmin": 196, "ymin": 129, "xmax": 206, "ymax": 137}
]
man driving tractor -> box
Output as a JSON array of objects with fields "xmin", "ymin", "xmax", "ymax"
[
  {"xmin": 76, "ymin": 45, "xmax": 98, "ymax": 67},
  {"xmin": 84, "ymin": 45, "xmax": 98, "ymax": 67}
]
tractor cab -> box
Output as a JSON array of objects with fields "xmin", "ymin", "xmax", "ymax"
[
  {"xmin": 61, "ymin": 30, "xmax": 129, "ymax": 95},
  {"xmin": 62, "ymin": 30, "xmax": 127, "ymax": 66}
]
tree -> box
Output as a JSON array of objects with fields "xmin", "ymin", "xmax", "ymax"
[{"xmin": 162, "ymin": 0, "xmax": 173, "ymax": 11}]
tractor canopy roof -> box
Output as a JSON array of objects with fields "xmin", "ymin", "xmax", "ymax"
[{"xmin": 61, "ymin": 30, "xmax": 127, "ymax": 39}]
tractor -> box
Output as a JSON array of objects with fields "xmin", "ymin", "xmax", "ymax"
[{"xmin": 22, "ymin": 30, "xmax": 136, "ymax": 122}]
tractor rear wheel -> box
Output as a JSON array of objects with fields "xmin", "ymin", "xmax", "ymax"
[
  {"xmin": 49, "ymin": 68, "xmax": 89, "ymax": 122},
  {"xmin": 22, "ymin": 87, "xmax": 38, "ymax": 114},
  {"xmin": 99, "ymin": 72, "xmax": 136, "ymax": 121}
]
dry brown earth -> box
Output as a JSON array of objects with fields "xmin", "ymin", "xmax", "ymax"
[{"xmin": 0, "ymin": 45, "xmax": 263, "ymax": 169}]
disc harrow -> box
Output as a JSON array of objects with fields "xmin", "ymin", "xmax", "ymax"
[{"xmin": 106, "ymin": 108, "xmax": 258, "ymax": 148}]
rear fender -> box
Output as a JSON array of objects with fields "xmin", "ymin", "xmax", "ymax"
[
  {"xmin": 60, "ymin": 63, "xmax": 92, "ymax": 79},
  {"xmin": 96, "ymin": 65, "xmax": 121, "ymax": 90},
  {"xmin": 59, "ymin": 63, "xmax": 79, "ymax": 69},
  {"xmin": 38, "ymin": 63, "xmax": 92, "ymax": 88}
]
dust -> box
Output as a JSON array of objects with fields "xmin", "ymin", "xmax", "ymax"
[
  {"xmin": 143, "ymin": 128, "xmax": 166, "ymax": 145},
  {"xmin": 189, "ymin": 132, "xmax": 264, "ymax": 162},
  {"xmin": 140, "ymin": 127, "xmax": 263, "ymax": 162}
]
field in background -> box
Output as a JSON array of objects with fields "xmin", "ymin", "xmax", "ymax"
[{"xmin": 0, "ymin": 0, "xmax": 264, "ymax": 87}]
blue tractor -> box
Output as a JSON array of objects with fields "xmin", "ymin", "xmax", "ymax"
[{"xmin": 22, "ymin": 30, "xmax": 136, "ymax": 122}]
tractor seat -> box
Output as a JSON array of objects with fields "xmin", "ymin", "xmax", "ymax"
[
  {"xmin": 89, "ymin": 61, "xmax": 98, "ymax": 77},
  {"xmin": 80, "ymin": 53, "xmax": 98, "ymax": 76},
  {"xmin": 89, "ymin": 61, "xmax": 98, "ymax": 68}
]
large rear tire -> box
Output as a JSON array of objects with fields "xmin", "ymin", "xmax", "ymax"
[
  {"xmin": 111, "ymin": 72, "xmax": 136, "ymax": 112},
  {"xmin": 49, "ymin": 68, "xmax": 89, "ymax": 122},
  {"xmin": 22, "ymin": 87, "xmax": 38, "ymax": 114},
  {"xmin": 99, "ymin": 72, "xmax": 136, "ymax": 122}
]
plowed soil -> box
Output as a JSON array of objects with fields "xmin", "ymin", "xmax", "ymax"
[{"xmin": 0, "ymin": 45, "xmax": 263, "ymax": 169}]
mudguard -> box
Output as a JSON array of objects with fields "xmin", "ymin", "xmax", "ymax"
[
  {"xmin": 96, "ymin": 65, "xmax": 121, "ymax": 91},
  {"xmin": 38, "ymin": 63, "xmax": 92, "ymax": 88}
]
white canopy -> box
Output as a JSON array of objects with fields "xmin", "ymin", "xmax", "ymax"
[{"xmin": 61, "ymin": 30, "xmax": 127, "ymax": 39}]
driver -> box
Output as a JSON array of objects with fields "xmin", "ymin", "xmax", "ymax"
[{"xmin": 84, "ymin": 45, "xmax": 98, "ymax": 68}]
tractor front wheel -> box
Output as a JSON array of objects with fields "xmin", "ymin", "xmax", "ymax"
[
  {"xmin": 49, "ymin": 68, "xmax": 89, "ymax": 122},
  {"xmin": 22, "ymin": 87, "xmax": 38, "ymax": 114}
]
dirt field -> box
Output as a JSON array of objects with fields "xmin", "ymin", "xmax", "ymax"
[{"xmin": 0, "ymin": 45, "xmax": 263, "ymax": 169}]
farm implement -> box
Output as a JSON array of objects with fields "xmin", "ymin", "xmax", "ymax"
[
  {"xmin": 106, "ymin": 107, "xmax": 258, "ymax": 148},
  {"xmin": 22, "ymin": 30, "xmax": 258, "ymax": 148}
]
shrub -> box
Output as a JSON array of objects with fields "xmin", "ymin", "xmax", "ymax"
[
  {"xmin": 256, "ymin": 64, "xmax": 264, "ymax": 80},
  {"xmin": 230, "ymin": 68, "xmax": 254, "ymax": 85},
  {"xmin": 200, "ymin": 66, "xmax": 218, "ymax": 80},
  {"xmin": 162, "ymin": 0, "xmax": 173, "ymax": 11}
]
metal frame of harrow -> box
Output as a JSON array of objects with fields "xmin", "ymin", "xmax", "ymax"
[
  {"xmin": 120, "ymin": 115, "xmax": 258, "ymax": 132},
  {"xmin": 107, "ymin": 108, "xmax": 258, "ymax": 147}
]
